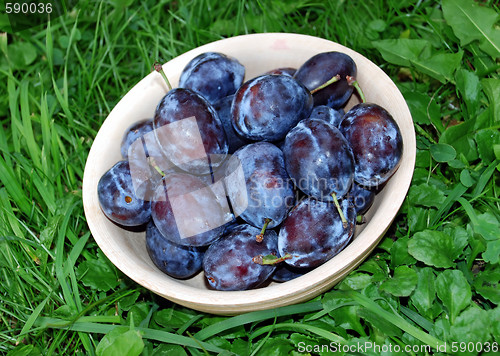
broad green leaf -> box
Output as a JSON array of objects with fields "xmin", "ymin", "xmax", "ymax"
[
  {"xmin": 442, "ymin": 0, "xmax": 500, "ymax": 57},
  {"xmin": 390, "ymin": 237, "xmax": 417, "ymax": 268},
  {"xmin": 408, "ymin": 230, "xmax": 466, "ymax": 268},
  {"xmin": 117, "ymin": 291, "xmax": 140, "ymax": 311},
  {"xmin": 435, "ymin": 270, "xmax": 471, "ymax": 323},
  {"xmin": 410, "ymin": 268, "xmax": 440, "ymax": 320},
  {"xmin": 231, "ymin": 339, "xmax": 249, "ymax": 356},
  {"xmin": 151, "ymin": 344, "xmax": 188, "ymax": 356},
  {"xmin": 379, "ymin": 266, "xmax": 417, "ymax": 297},
  {"xmin": 329, "ymin": 306, "xmax": 364, "ymax": 336},
  {"xmin": 440, "ymin": 120, "xmax": 478, "ymax": 162},
  {"xmin": 484, "ymin": 240, "xmax": 500, "ymax": 264},
  {"xmin": 5, "ymin": 345, "xmax": 40, "ymax": 356},
  {"xmin": 372, "ymin": 39, "xmax": 428, "ymax": 67},
  {"xmin": 475, "ymin": 129, "xmax": 500, "ymax": 164},
  {"xmin": 459, "ymin": 169, "xmax": 475, "ymax": 187},
  {"xmin": 408, "ymin": 206, "xmax": 430, "ymax": 232},
  {"xmin": 368, "ymin": 19, "xmax": 386, "ymax": 32},
  {"xmin": 415, "ymin": 149, "xmax": 431, "ymax": 168},
  {"xmin": 323, "ymin": 290, "xmax": 365, "ymax": 335},
  {"xmin": 490, "ymin": 308, "xmax": 500, "ymax": 342},
  {"xmin": 96, "ymin": 327, "xmax": 144, "ymax": 356},
  {"xmin": 76, "ymin": 251, "xmax": 120, "ymax": 292},
  {"xmin": 154, "ymin": 308, "xmax": 195, "ymax": 330},
  {"xmin": 411, "ymin": 51, "xmax": 463, "ymax": 84},
  {"xmin": 337, "ymin": 273, "xmax": 373, "ymax": 290},
  {"xmin": 432, "ymin": 316, "xmax": 451, "ymax": 344},
  {"xmin": 450, "ymin": 307, "xmax": 491, "ymax": 344},
  {"xmin": 289, "ymin": 333, "xmax": 318, "ymax": 349},
  {"xmin": 7, "ymin": 42, "xmax": 37, "ymax": 68},
  {"xmin": 430, "ymin": 143, "xmax": 457, "ymax": 162},
  {"xmin": 205, "ymin": 336, "xmax": 231, "ymax": 351},
  {"xmin": 402, "ymin": 91, "xmax": 441, "ymax": 126},
  {"xmin": 254, "ymin": 337, "xmax": 294, "ymax": 356},
  {"xmin": 357, "ymin": 259, "xmax": 388, "ymax": 282},
  {"xmin": 455, "ymin": 69, "xmax": 481, "ymax": 117},
  {"xmin": 475, "ymin": 212, "xmax": 500, "ymax": 241},
  {"xmin": 408, "ymin": 183, "xmax": 447, "ymax": 208},
  {"xmin": 481, "ymin": 78, "xmax": 500, "ymax": 122},
  {"xmin": 357, "ymin": 308, "xmax": 403, "ymax": 338},
  {"xmin": 127, "ymin": 303, "xmax": 150, "ymax": 326},
  {"xmin": 473, "ymin": 266, "xmax": 500, "ymax": 304}
]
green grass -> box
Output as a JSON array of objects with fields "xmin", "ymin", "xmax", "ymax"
[{"xmin": 0, "ymin": 0, "xmax": 499, "ymax": 355}]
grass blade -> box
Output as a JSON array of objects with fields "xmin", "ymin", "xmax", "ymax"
[
  {"xmin": 36, "ymin": 317, "xmax": 234, "ymax": 355},
  {"xmin": 194, "ymin": 301, "xmax": 323, "ymax": 341},
  {"xmin": 341, "ymin": 291, "xmax": 443, "ymax": 350}
]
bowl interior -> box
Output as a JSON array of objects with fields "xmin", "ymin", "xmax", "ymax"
[{"xmin": 82, "ymin": 33, "xmax": 415, "ymax": 315}]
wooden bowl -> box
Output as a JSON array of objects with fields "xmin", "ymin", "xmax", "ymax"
[{"xmin": 82, "ymin": 33, "xmax": 415, "ymax": 315}]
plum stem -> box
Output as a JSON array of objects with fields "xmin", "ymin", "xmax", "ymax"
[
  {"xmin": 346, "ymin": 75, "xmax": 366, "ymax": 103},
  {"xmin": 356, "ymin": 215, "xmax": 366, "ymax": 224},
  {"xmin": 153, "ymin": 61, "xmax": 172, "ymax": 91},
  {"xmin": 148, "ymin": 157, "xmax": 165, "ymax": 176},
  {"xmin": 310, "ymin": 74, "xmax": 341, "ymax": 94},
  {"xmin": 256, "ymin": 218, "xmax": 272, "ymax": 242},
  {"xmin": 331, "ymin": 192, "xmax": 348, "ymax": 228},
  {"xmin": 252, "ymin": 253, "xmax": 292, "ymax": 265}
]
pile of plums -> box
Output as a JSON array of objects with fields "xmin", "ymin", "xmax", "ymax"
[{"xmin": 97, "ymin": 51, "xmax": 403, "ymax": 290}]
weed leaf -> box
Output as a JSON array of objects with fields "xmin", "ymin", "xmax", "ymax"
[
  {"xmin": 435, "ymin": 270, "xmax": 471, "ymax": 323},
  {"xmin": 442, "ymin": 0, "xmax": 500, "ymax": 57}
]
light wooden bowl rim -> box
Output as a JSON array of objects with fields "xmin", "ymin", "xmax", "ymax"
[{"xmin": 82, "ymin": 33, "xmax": 416, "ymax": 315}]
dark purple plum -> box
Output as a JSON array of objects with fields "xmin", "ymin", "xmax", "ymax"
[
  {"xmin": 154, "ymin": 88, "xmax": 228, "ymax": 175},
  {"xmin": 179, "ymin": 52, "xmax": 245, "ymax": 104},
  {"xmin": 224, "ymin": 142, "xmax": 295, "ymax": 231},
  {"xmin": 339, "ymin": 103, "xmax": 403, "ymax": 187},
  {"xmin": 294, "ymin": 51, "xmax": 356, "ymax": 109},
  {"xmin": 126, "ymin": 123, "xmax": 180, "ymax": 201},
  {"xmin": 203, "ymin": 224, "xmax": 278, "ymax": 290},
  {"xmin": 231, "ymin": 74, "xmax": 313, "ymax": 141},
  {"xmin": 278, "ymin": 197, "xmax": 356, "ymax": 268},
  {"xmin": 213, "ymin": 95, "xmax": 251, "ymax": 153},
  {"xmin": 145, "ymin": 220, "xmax": 204, "ymax": 279},
  {"xmin": 120, "ymin": 119, "xmax": 154, "ymax": 159},
  {"xmin": 97, "ymin": 160, "xmax": 151, "ymax": 227},
  {"xmin": 272, "ymin": 264, "xmax": 311, "ymax": 282},
  {"xmin": 265, "ymin": 67, "xmax": 296, "ymax": 76},
  {"xmin": 348, "ymin": 183, "xmax": 376, "ymax": 216},
  {"xmin": 283, "ymin": 119, "xmax": 354, "ymax": 202},
  {"xmin": 309, "ymin": 105, "xmax": 344, "ymax": 128},
  {"xmin": 151, "ymin": 172, "xmax": 230, "ymax": 246}
]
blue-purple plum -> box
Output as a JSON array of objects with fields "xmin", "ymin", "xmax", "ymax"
[
  {"xmin": 272, "ymin": 264, "xmax": 311, "ymax": 282},
  {"xmin": 339, "ymin": 103, "xmax": 403, "ymax": 187},
  {"xmin": 213, "ymin": 95, "xmax": 251, "ymax": 153},
  {"xmin": 283, "ymin": 119, "xmax": 354, "ymax": 202},
  {"xmin": 151, "ymin": 173, "xmax": 228, "ymax": 246},
  {"xmin": 231, "ymin": 74, "xmax": 313, "ymax": 141},
  {"xmin": 120, "ymin": 119, "xmax": 154, "ymax": 159},
  {"xmin": 278, "ymin": 197, "xmax": 356, "ymax": 268},
  {"xmin": 265, "ymin": 67, "xmax": 296, "ymax": 76},
  {"xmin": 154, "ymin": 88, "xmax": 228, "ymax": 175},
  {"xmin": 203, "ymin": 224, "xmax": 278, "ymax": 290},
  {"xmin": 145, "ymin": 220, "xmax": 203, "ymax": 279},
  {"xmin": 309, "ymin": 105, "xmax": 344, "ymax": 128},
  {"xmin": 294, "ymin": 51, "xmax": 356, "ymax": 109},
  {"xmin": 97, "ymin": 160, "xmax": 151, "ymax": 227},
  {"xmin": 348, "ymin": 183, "xmax": 376, "ymax": 215},
  {"xmin": 179, "ymin": 52, "xmax": 245, "ymax": 104},
  {"xmin": 225, "ymin": 142, "xmax": 295, "ymax": 230}
]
